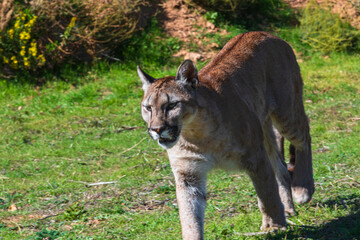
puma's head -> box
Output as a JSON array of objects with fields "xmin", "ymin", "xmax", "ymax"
[{"xmin": 138, "ymin": 60, "xmax": 199, "ymax": 149}]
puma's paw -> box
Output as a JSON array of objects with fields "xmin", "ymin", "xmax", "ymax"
[
  {"xmin": 285, "ymin": 207, "xmax": 296, "ymax": 217},
  {"xmin": 292, "ymin": 186, "xmax": 314, "ymax": 204},
  {"xmin": 260, "ymin": 224, "xmax": 287, "ymax": 232}
]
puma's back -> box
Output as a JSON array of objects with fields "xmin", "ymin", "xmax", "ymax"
[{"xmin": 199, "ymin": 31, "xmax": 304, "ymax": 123}]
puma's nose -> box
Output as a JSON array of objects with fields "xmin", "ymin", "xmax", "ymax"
[
  {"xmin": 148, "ymin": 126, "xmax": 166, "ymax": 140},
  {"xmin": 150, "ymin": 126, "xmax": 165, "ymax": 134}
]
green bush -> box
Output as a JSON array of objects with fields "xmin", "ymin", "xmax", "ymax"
[
  {"xmin": 299, "ymin": 0, "xmax": 360, "ymax": 53},
  {"xmin": 117, "ymin": 19, "xmax": 182, "ymax": 67}
]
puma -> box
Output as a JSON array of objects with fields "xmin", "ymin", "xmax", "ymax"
[{"xmin": 138, "ymin": 31, "xmax": 314, "ymax": 240}]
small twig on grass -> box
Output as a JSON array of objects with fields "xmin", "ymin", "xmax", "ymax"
[
  {"xmin": 286, "ymin": 219, "xmax": 296, "ymax": 225},
  {"xmin": 297, "ymin": 219, "xmax": 305, "ymax": 225},
  {"xmin": 46, "ymin": 179, "xmax": 55, "ymax": 189},
  {"xmin": 234, "ymin": 231, "xmax": 272, "ymax": 236},
  {"xmin": 40, "ymin": 214, "xmax": 59, "ymax": 220},
  {"xmin": 129, "ymin": 164, "xmax": 142, "ymax": 169},
  {"xmin": 118, "ymin": 137, "xmax": 147, "ymax": 155},
  {"xmin": 67, "ymin": 176, "xmax": 125, "ymax": 187},
  {"xmin": 52, "ymin": 104, "xmax": 62, "ymax": 112},
  {"xmin": 349, "ymin": 117, "xmax": 360, "ymax": 121},
  {"xmin": 86, "ymin": 181, "xmax": 118, "ymax": 187},
  {"xmin": 100, "ymin": 53, "xmax": 121, "ymax": 62},
  {"xmin": 68, "ymin": 180, "xmax": 88, "ymax": 185},
  {"xmin": 10, "ymin": 221, "xmax": 21, "ymax": 232},
  {"xmin": 114, "ymin": 126, "xmax": 142, "ymax": 133}
]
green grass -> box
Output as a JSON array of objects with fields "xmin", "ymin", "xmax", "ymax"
[{"xmin": 1, "ymin": 29, "xmax": 360, "ymax": 239}]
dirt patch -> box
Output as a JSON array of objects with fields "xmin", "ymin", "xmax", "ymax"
[
  {"xmin": 1, "ymin": 214, "xmax": 44, "ymax": 228},
  {"xmin": 158, "ymin": 0, "xmax": 228, "ymax": 62},
  {"xmin": 284, "ymin": 0, "xmax": 360, "ymax": 29},
  {"xmin": 157, "ymin": 0, "xmax": 359, "ymax": 62}
]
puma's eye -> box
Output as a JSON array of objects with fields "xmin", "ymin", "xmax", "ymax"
[
  {"xmin": 167, "ymin": 102, "xmax": 178, "ymax": 110},
  {"xmin": 144, "ymin": 105, "xmax": 152, "ymax": 112}
]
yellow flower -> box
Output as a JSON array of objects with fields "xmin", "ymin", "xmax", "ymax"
[
  {"xmin": 14, "ymin": 20, "xmax": 20, "ymax": 29},
  {"xmin": 23, "ymin": 57, "xmax": 30, "ymax": 68},
  {"xmin": 21, "ymin": 13, "xmax": 26, "ymax": 21},
  {"xmin": 8, "ymin": 29, "xmax": 14, "ymax": 39},
  {"xmin": 29, "ymin": 42, "xmax": 37, "ymax": 57},
  {"xmin": 67, "ymin": 17, "xmax": 77, "ymax": 29},
  {"xmin": 37, "ymin": 54, "xmax": 46, "ymax": 66},
  {"xmin": 20, "ymin": 46, "xmax": 26, "ymax": 56},
  {"xmin": 10, "ymin": 56, "xmax": 18, "ymax": 69},
  {"xmin": 37, "ymin": 54, "xmax": 45, "ymax": 62},
  {"xmin": 19, "ymin": 31, "xmax": 30, "ymax": 42},
  {"xmin": 19, "ymin": 31, "xmax": 25, "ymax": 39},
  {"xmin": 3, "ymin": 56, "xmax": 9, "ymax": 64},
  {"xmin": 25, "ymin": 17, "xmax": 37, "ymax": 28}
]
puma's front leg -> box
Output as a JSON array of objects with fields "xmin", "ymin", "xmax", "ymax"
[{"xmin": 171, "ymin": 161, "xmax": 208, "ymax": 240}]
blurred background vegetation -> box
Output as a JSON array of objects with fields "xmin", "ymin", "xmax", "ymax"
[{"xmin": 1, "ymin": 0, "xmax": 359, "ymax": 82}]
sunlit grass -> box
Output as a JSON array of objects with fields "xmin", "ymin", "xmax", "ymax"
[{"xmin": 1, "ymin": 34, "xmax": 359, "ymax": 239}]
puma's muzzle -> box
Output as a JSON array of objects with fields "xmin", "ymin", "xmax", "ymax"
[{"xmin": 148, "ymin": 125, "xmax": 180, "ymax": 149}]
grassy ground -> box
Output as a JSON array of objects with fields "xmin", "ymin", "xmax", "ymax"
[{"xmin": 1, "ymin": 29, "xmax": 360, "ymax": 239}]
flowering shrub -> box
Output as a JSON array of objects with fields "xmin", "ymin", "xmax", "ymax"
[
  {"xmin": 0, "ymin": 11, "xmax": 45, "ymax": 73},
  {"xmin": 31, "ymin": 0, "xmax": 150, "ymax": 63},
  {"xmin": 0, "ymin": 1, "xmax": 155, "ymax": 78}
]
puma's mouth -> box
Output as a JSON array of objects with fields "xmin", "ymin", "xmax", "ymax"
[
  {"xmin": 158, "ymin": 126, "xmax": 180, "ymax": 149},
  {"xmin": 149, "ymin": 126, "xmax": 180, "ymax": 149},
  {"xmin": 158, "ymin": 136, "xmax": 179, "ymax": 149}
]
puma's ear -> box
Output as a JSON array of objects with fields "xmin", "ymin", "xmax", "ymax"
[
  {"xmin": 175, "ymin": 60, "xmax": 198, "ymax": 89},
  {"xmin": 137, "ymin": 66, "xmax": 155, "ymax": 92}
]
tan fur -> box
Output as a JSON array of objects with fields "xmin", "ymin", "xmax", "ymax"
[{"xmin": 138, "ymin": 31, "xmax": 314, "ymax": 240}]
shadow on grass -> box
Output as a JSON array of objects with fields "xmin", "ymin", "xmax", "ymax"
[{"xmin": 267, "ymin": 194, "xmax": 360, "ymax": 240}]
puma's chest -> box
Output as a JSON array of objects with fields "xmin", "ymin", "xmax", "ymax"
[{"xmin": 169, "ymin": 136, "xmax": 247, "ymax": 172}]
